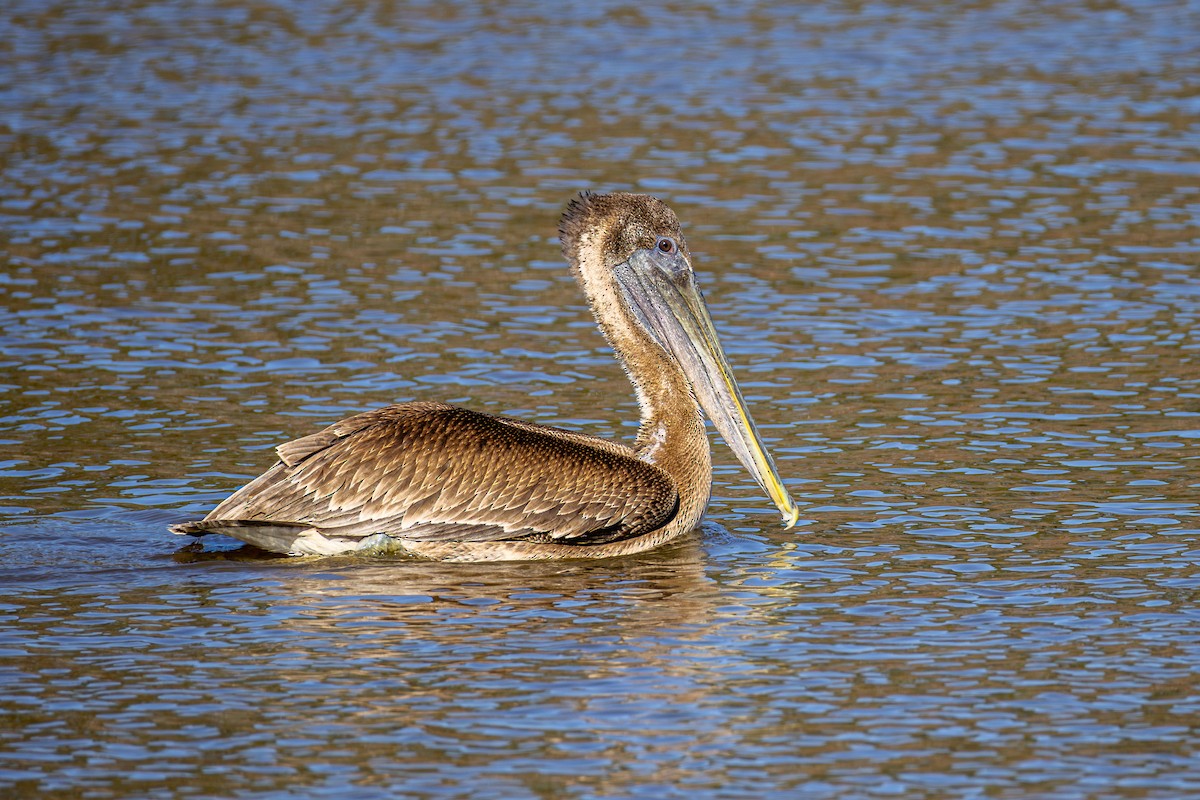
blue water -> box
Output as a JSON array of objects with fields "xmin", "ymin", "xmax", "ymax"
[{"xmin": 2, "ymin": 1, "xmax": 1199, "ymax": 797}]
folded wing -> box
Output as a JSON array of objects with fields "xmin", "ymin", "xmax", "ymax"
[{"xmin": 172, "ymin": 401, "xmax": 679, "ymax": 550}]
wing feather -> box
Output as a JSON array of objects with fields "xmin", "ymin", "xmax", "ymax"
[{"xmin": 196, "ymin": 401, "xmax": 678, "ymax": 546}]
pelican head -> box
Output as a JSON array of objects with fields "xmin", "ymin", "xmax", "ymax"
[{"xmin": 560, "ymin": 192, "xmax": 800, "ymax": 528}]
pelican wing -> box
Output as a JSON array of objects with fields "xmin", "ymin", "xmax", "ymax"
[{"xmin": 180, "ymin": 402, "xmax": 679, "ymax": 547}]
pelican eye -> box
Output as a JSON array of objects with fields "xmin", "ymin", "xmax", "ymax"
[{"xmin": 656, "ymin": 236, "xmax": 678, "ymax": 255}]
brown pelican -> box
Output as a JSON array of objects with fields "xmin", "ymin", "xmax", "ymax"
[{"xmin": 171, "ymin": 192, "xmax": 799, "ymax": 560}]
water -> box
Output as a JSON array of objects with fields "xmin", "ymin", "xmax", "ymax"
[{"xmin": 2, "ymin": 1, "xmax": 1199, "ymax": 797}]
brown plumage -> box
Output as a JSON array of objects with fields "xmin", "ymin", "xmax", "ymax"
[{"xmin": 171, "ymin": 192, "xmax": 798, "ymax": 561}]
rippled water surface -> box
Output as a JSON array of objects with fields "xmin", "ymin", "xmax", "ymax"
[{"xmin": 3, "ymin": 1, "xmax": 1200, "ymax": 797}]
